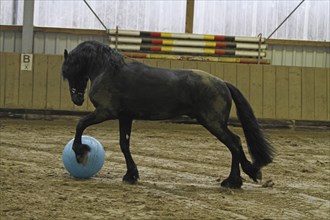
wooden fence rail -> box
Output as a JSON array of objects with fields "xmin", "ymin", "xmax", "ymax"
[{"xmin": 0, "ymin": 52, "xmax": 329, "ymax": 121}]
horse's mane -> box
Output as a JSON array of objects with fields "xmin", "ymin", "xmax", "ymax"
[{"xmin": 62, "ymin": 41, "xmax": 125, "ymax": 79}]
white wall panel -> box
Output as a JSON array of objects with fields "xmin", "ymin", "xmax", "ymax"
[
  {"xmin": 0, "ymin": 30, "xmax": 22, "ymax": 53},
  {"xmin": 33, "ymin": 0, "xmax": 187, "ymax": 33},
  {"xmin": 267, "ymin": 45, "xmax": 329, "ymax": 68},
  {"xmin": 0, "ymin": 0, "xmax": 24, "ymax": 25},
  {"xmin": 1, "ymin": 0, "xmax": 329, "ymax": 42},
  {"xmin": 194, "ymin": 0, "xmax": 329, "ymax": 41},
  {"xmin": 33, "ymin": 32, "xmax": 107, "ymax": 55}
]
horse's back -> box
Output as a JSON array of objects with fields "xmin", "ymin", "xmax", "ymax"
[
  {"xmin": 134, "ymin": 62, "xmax": 231, "ymax": 118},
  {"xmin": 124, "ymin": 61, "xmax": 231, "ymax": 107}
]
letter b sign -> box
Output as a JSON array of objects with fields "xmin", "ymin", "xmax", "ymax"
[{"xmin": 21, "ymin": 54, "xmax": 33, "ymax": 71}]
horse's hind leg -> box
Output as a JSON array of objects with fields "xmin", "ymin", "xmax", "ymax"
[
  {"xmin": 119, "ymin": 114, "xmax": 139, "ymax": 184},
  {"xmin": 198, "ymin": 117, "xmax": 244, "ymax": 188},
  {"xmin": 214, "ymin": 128, "xmax": 243, "ymax": 188},
  {"xmin": 200, "ymin": 116, "xmax": 262, "ymax": 188}
]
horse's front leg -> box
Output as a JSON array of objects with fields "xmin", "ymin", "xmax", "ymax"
[
  {"xmin": 73, "ymin": 109, "xmax": 111, "ymax": 165},
  {"xmin": 119, "ymin": 114, "xmax": 139, "ymax": 184}
]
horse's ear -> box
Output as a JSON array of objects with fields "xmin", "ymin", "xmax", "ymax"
[{"xmin": 64, "ymin": 49, "xmax": 68, "ymax": 60}]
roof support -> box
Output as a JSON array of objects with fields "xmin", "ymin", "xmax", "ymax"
[
  {"xmin": 185, "ymin": 0, "xmax": 195, "ymax": 33},
  {"xmin": 22, "ymin": 0, "xmax": 35, "ymax": 53}
]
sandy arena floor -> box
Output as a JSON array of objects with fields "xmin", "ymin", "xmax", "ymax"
[{"xmin": 0, "ymin": 118, "xmax": 329, "ymax": 219}]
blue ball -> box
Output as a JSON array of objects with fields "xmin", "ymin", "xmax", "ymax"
[{"xmin": 62, "ymin": 135, "xmax": 105, "ymax": 179}]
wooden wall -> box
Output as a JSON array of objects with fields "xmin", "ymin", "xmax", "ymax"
[
  {"xmin": 1, "ymin": 26, "xmax": 329, "ymax": 68},
  {"xmin": 0, "ymin": 53, "xmax": 94, "ymax": 112},
  {"xmin": 1, "ymin": 52, "xmax": 329, "ymax": 121}
]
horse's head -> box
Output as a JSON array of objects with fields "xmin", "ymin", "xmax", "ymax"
[
  {"xmin": 62, "ymin": 41, "xmax": 126, "ymax": 106},
  {"xmin": 62, "ymin": 49, "xmax": 88, "ymax": 106}
]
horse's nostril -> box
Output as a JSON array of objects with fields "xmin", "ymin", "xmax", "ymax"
[
  {"xmin": 74, "ymin": 100, "xmax": 84, "ymax": 106},
  {"xmin": 71, "ymin": 93, "xmax": 84, "ymax": 106}
]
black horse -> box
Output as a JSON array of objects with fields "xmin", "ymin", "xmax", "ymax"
[{"xmin": 62, "ymin": 40, "xmax": 274, "ymax": 189}]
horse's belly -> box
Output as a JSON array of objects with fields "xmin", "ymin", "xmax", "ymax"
[
  {"xmin": 123, "ymin": 99, "xmax": 191, "ymax": 120},
  {"xmin": 133, "ymin": 111, "xmax": 188, "ymax": 120}
]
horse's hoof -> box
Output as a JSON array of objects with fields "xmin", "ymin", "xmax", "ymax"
[
  {"xmin": 248, "ymin": 166, "xmax": 262, "ymax": 182},
  {"xmin": 242, "ymin": 163, "xmax": 262, "ymax": 183},
  {"xmin": 123, "ymin": 174, "xmax": 139, "ymax": 184},
  {"xmin": 122, "ymin": 169, "xmax": 139, "ymax": 184},
  {"xmin": 246, "ymin": 167, "xmax": 262, "ymax": 183},
  {"xmin": 221, "ymin": 177, "xmax": 243, "ymax": 189},
  {"xmin": 253, "ymin": 170, "xmax": 262, "ymax": 182},
  {"xmin": 73, "ymin": 144, "xmax": 90, "ymax": 166}
]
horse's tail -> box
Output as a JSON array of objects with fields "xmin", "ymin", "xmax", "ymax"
[{"xmin": 225, "ymin": 82, "xmax": 275, "ymax": 169}]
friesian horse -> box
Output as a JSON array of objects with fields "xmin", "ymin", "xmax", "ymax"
[{"xmin": 62, "ymin": 40, "xmax": 274, "ymax": 188}]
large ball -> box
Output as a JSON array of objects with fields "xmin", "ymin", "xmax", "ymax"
[{"xmin": 62, "ymin": 135, "xmax": 105, "ymax": 179}]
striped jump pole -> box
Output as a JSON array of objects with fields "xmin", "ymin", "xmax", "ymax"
[
  {"xmin": 110, "ymin": 44, "xmax": 266, "ymax": 57},
  {"xmin": 109, "ymin": 36, "xmax": 267, "ymax": 50},
  {"xmin": 108, "ymin": 29, "xmax": 265, "ymax": 43}
]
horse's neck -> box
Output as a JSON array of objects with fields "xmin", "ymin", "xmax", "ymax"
[
  {"xmin": 88, "ymin": 52, "xmax": 123, "ymax": 82},
  {"xmin": 88, "ymin": 71, "xmax": 101, "ymax": 82},
  {"xmin": 88, "ymin": 69, "xmax": 108, "ymax": 85},
  {"xmin": 87, "ymin": 57, "xmax": 107, "ymax": 82}
]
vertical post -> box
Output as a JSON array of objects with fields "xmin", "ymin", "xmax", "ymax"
[
  {"xmin": 115, "ymin": 26, "xmax": 119, "ymax": 50},
  {"xmin": 12, "ymin": 0, "xmax": 19, "ymax": 24},
  {"xmin": 257, "ymin": 33, "xmax": 262, "ymax": 64},
  {"xmin": 22, "ymin": 0, "xmax": 35, "ymax": 53},
  {"xmin": 185, "ymin": 0, "xmax": 195, "ymax": 33}
]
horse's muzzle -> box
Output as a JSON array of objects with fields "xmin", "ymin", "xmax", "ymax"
[{"xmin": 71, "ymin": 93, "xmax": 84, "ymax": 106}]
